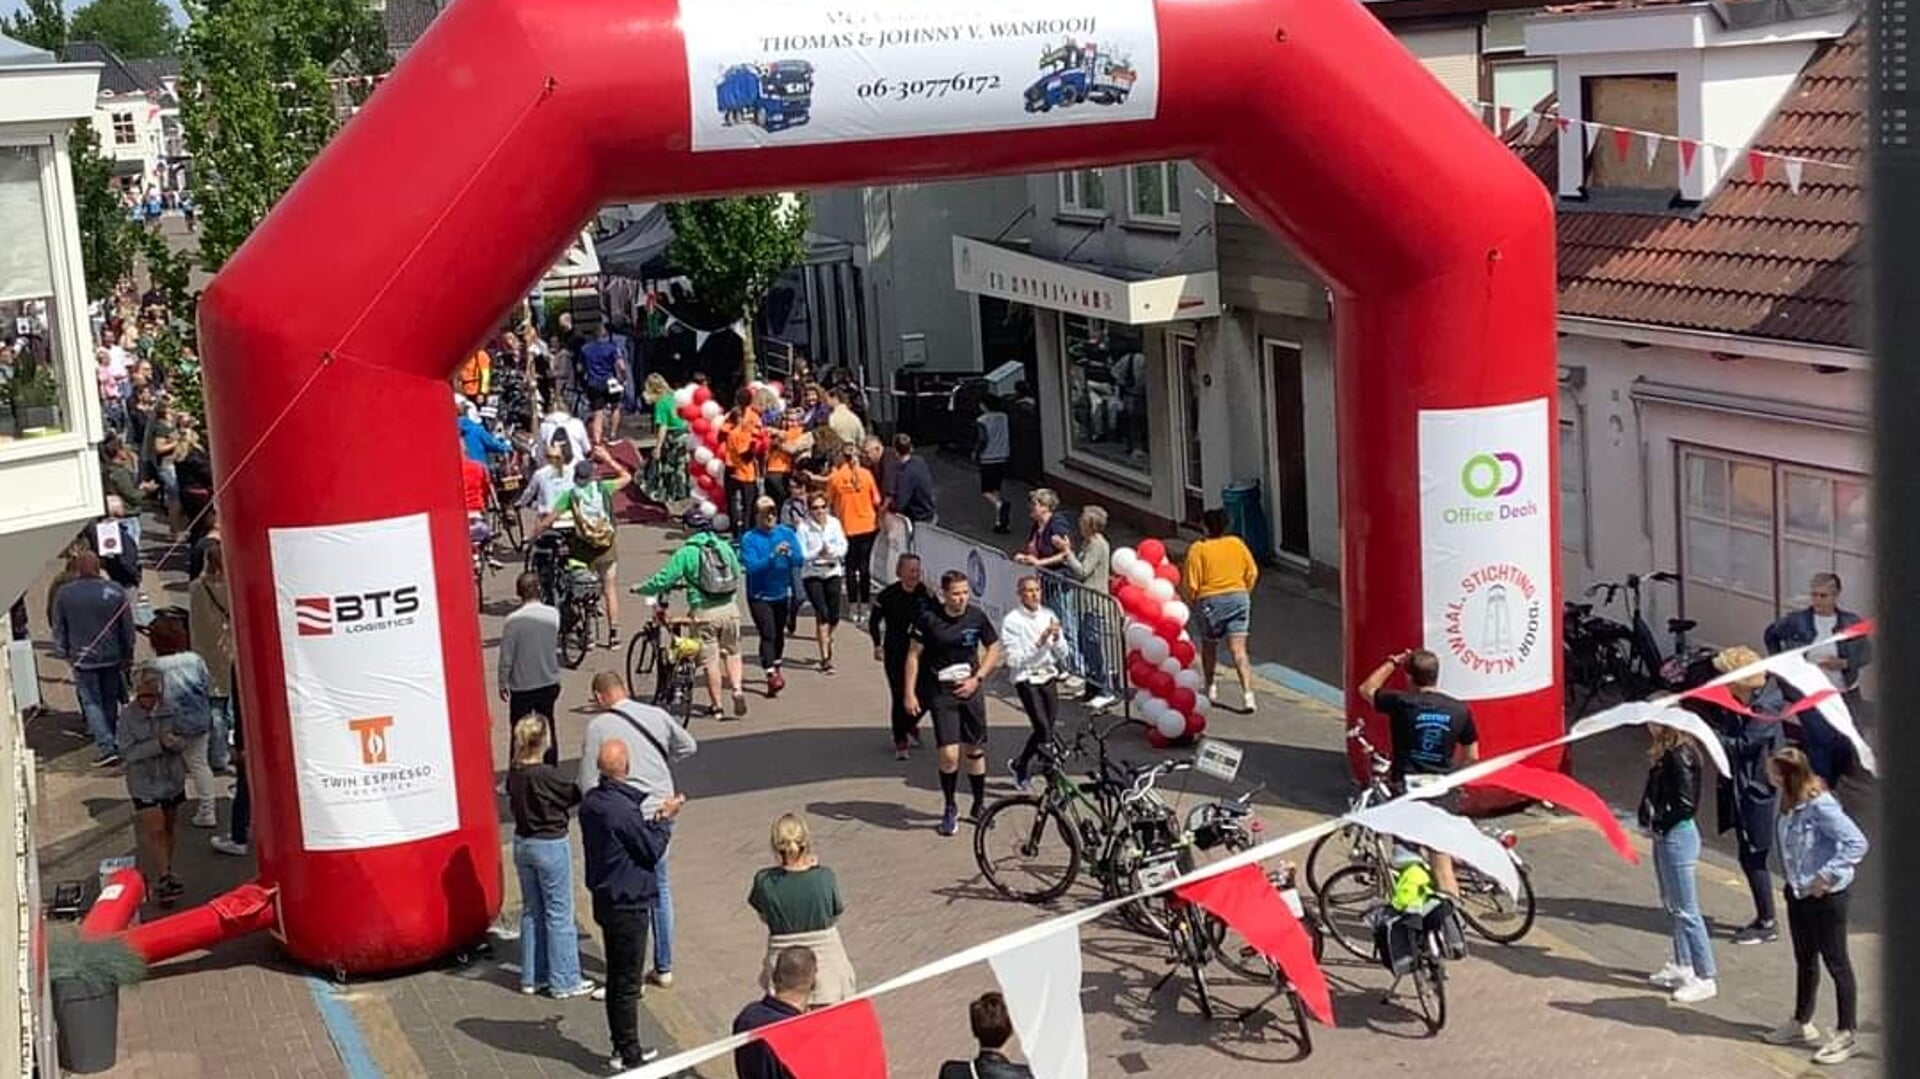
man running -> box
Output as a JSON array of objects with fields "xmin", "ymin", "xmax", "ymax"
[
  {"xmin": 904, "ymin": 571, "xmax": 1002, "ymax": 836},
  {"xmin": 870, "ymin": 553, "xmax": 936, "ymax": 759},
  {"xmin": 1357, "ymin": 648, "xmax": 1479, "ymax": 895}
]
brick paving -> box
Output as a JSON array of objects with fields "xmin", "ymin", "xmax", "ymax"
[{"xmin": 22, "ymin": 485, "xmax": 1883, "ymax": 1077}]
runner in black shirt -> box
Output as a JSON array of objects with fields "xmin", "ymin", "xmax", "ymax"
[
  {"xmin": 1358, "ymin": 648, "xmax": 1479, "ymax": 895},
  {"xmin": 904, "ymin": 571, "xmax": 1002, "ymax": 836},
  {"xmin": 870, "ymin": 553, "xmax": 937, "ymax": 759}
]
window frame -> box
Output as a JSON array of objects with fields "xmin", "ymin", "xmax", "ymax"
[
  {"xmin": 109, "ymin": 111, "xmax": 138, "ymax": 147},
  {"xmin": 1057, "ymin": 169, "xmax": 1107, "ymax": 218},
  {"xmin": 1125, "ymin": 161, "xmax": 1182, "ymax": 226},
  {"xmin": 0, "ymin": 132, "xmax": 88, "ymax": 451},
  {"xmin": 1056, "ymin": 311, "xmax": 1154, "ymax": 489}
]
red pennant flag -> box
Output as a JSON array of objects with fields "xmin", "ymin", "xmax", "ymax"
[
  {"xmin": 1679, "ymin": 139, "xmax": 1699, "ymax": 174},
  {"xmin": 1498, "ymin": 105, "xmax": 1512, "ymax": 131},
  {"xmin": 1747, "ymin": 150, "xmax": 1768, "ymax": 183},
  {"xmin": 1467, "ymin": 765, "xmax": 1638, "ymax": 865},
  {"xmin": 1682, "ymin": 681, "xmax": 1837, "ymax": 721},
  {"xmin": 1611, "ymin": 127, "xmax": 1633, "ymax": 161},
  {"xmin": 1554, "ymin": 116, "xmax": 1572, "ymax": 134},
  {"xmin": 761, "ymin": 1000, "xmax": 888, "ymax": 1079},
  {"xmin": 1176, "ymin": 865, "xmax": 1333, "ymax": 1025}
]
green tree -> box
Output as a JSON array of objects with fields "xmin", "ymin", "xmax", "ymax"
[
  {"xmin": 180, "ymin": 0, "xmax": 388, "ymax": 272},
  {"xmin": 68, "ymin": 0, "xmax": 176, "ymax": 59},
  {"xmin": 663, "ymin": 195, "xmax": 811, "ymax": 381},
  {"xmin": 2, "ymin": 0, "xmax": 68, "ymax": 52},
  {"xmin": 68, "ymin": 119, "xmax": 139, "ymax": 300}
]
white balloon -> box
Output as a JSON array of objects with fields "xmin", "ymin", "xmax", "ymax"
[
  {"xmin": 696, "ymin": 499, "xmax": 717, "ymax": 517},
  {"xmin": 674, "ymin": 385, "xmax": 695, "ymax": 407},
  {"xmin": 1125, "ymin": 561, "xmax": 1154, "ymax": 588},
  {"xmin": 773, "ymin": 397, "xmax": 788, "ymax": 415},
  {"xmin": 1155, "ymin": 710, "xmax": 1187, "ymax": 738},
  {"xmin": 1174, "ymin": 668, "xmax": 1205, "ymax": 692},
  {"xmin": 1158, "ymin": 656, "xmax": 1183, "ymax": 677},
  {"xmin": 705, "ymin": 458, "xmax": 724, "ymax": 477},
  {"xmin": 692, "ymin": 446, "xmax": 714, "ymax": 465},
  {"xmin": 1111, "ymin": 547, "xmax": 1139, "ymax": 577},
  {"xmin": 713, "ymin": 513, "xmax": 732, "ymax": 532},
  {"xmin": 1123, "ymin": 623, "xmax": 1152, "ymax": 652},
  {"xmin": 1147, "ymin": 578, "xmax": 1176, "ymax": 604},
  {"xmin": 700, "ymin": 400, "xmax": 723, "ymax": 420},
  {"xmin": 1139, "ymin": 634, "xmax": 1170, "ymax": 665},
  {"xmin": 1192, "ymin": 695, "xmax": 1212, "ymax": 716},
  {"xmin": 1163, "ymin": 600, "xmax": 1190, "ymax": 626}
]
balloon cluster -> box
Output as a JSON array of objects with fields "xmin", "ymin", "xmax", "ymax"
[
  {"xmin": 1109, "ymin": 538, "xmax": 1209, "ymax": 748},
  {"xmin": 672, "ymin": 378, "xmax": 787, "ymax": 531}
]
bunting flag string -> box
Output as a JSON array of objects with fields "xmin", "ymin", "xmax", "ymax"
[
  {"xmin": 1466, "ymin": 766, "xmax": 1638, "ymax": 865},
  {"xmin": 624, "ymin": 624, "xmax": 1873, "ymax": 1079}
]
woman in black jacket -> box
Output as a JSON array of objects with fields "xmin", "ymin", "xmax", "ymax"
[
  {"xmin": 1706, "ymin": 645, "xmax": 1788, "ymax": 944},
  {"xmin": 1641, "ymin": 723, "xmax": 1718, "ymax": 1004}
]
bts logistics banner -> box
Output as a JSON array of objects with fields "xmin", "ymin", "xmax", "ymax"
[
  {"xmin": 1417, "ymin": 398, "xmax": 1555, "ymax": 699},
  {"xmin": 271, "ymin": 514, "xmax": 458, "ymax": 851},
  {"xmin": 682, "ymin": 0, "xmax": 1161, "ymax": 152}
]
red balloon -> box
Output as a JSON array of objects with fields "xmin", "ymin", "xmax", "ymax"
[
  {"xmin": 692, "ymin": 385, "xmax": 712, "ymax": 406},
  {"xmin": 1170, "ymin": 638, "xmax": 1197, "ymax": 666},
  {"xmin": 1168, "ymin": 687, "xmax": 1196, "ymax": 714},
  {"xmin": 1145, "ymin": 729, "xmax": 1171, "ymax": 750},
  {"xmin": 1154, "ymin": 562, "xmax": 1181, "ymax": 585},
  {"xmin": 1127, "ymin": 658, "xmax": 1155, "ymax": 688},
  {"xmin": 677, "ymin": 403, "xmax": 699, "ymax": 421},
  {"xmin": 691, "ymin": 417, "xmax": 712, "ymax": 437},
  {"xmin": 1156, "ymin": 610, "xmax": 1185, "ymax": 640},
  {"xmin": 1184, "ymin": 713, "xmax": 1206, "ymax": 737},
  {"xmin": 1138, "ymin": 538, "xmax": 1167, "ymax": 565},
  {"xmin": 1147, "ymin": 669, "xmax": 1176, "ymax": 697},
  {"xmin": 770, "ymin": 380, "xmax": 785, "ymax": 397}
]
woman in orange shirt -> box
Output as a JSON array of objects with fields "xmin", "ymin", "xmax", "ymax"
[
  {"xmin": 720, "ymin": 387, "xmax": 764, "ymax": 541},
  {"xmin": 824, "ymin": 444, "xmax": 881, "ymax": 626}
]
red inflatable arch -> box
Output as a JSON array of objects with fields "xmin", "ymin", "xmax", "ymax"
[{"xmin": 198, "ymin": 0, "xmax": 1560, "ymax": 973}]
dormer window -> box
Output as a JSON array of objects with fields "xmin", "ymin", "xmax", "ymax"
[{"xmin": 1581, "ymin": 74, "xmax": 1681, "ymax": 203}]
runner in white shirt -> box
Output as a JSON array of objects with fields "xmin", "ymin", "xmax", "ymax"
[{"xmin": 1001, "ymin": 575, "xmax": 1072, "ymax": 791}]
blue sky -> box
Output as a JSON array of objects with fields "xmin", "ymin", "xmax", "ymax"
[{"xmin": 2, "ymin": 0, "xmax": 192, "ymax": 29}]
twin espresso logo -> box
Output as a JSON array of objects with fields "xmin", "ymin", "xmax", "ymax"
[
  {"xmin": 1444, "ymin": 451, "xmax": 1538, "ymax": 525},
  {"xmin": 348, "ymin": 715, "xmax": 394, "ymax": 765},
  {"xmin": 293, "ymin": 586, "xmax": 422, "ymax": 637}
]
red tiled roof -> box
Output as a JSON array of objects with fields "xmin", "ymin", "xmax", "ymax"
[{"xmin": 1509, "ymin": 26, "xmax": 1863, "ymax": 349}]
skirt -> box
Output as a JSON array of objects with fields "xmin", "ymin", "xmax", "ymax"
[
  {"xmin": 759, "ymin": 926, "xmax": 857, "ymax": 1006},
  {"xmin": 644, "ymin": 427, "xmax": 692, "ymax": 504}
]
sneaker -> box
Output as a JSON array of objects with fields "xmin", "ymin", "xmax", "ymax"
[
  {"xmin": 606, "ymin": 630, "xmax": 620, "ymax": 651},
  {"xmin": 190, "ymin": 807, "xmax": 218, "ymax": 829},
  {"xmin": 732, "ymin": 691, "xmax": 748, "ymax": 718},
  {"xmin": 520, "ymin": 984, "xmax": 544, "ymax": 996},
  {"xmin": 93, "ymin": 752, "xmax": 123, "ymax": 768},
  {"xmin": 1648, "ymin": 962, "xmax": 1687, "ymax": 989},
  {"xmin": 491, "ymin": 923, "xmax": 521, "ymax": 942},
  {"xmin": 646, "ymin": 970, "xmax": 673, "ymax": 988},
  {"xmin": 1207, "ymin": 682, "xmax": 1220, "ymax": 702},
  {"xmin": 550, "ymin": 979, "xmax": 599, "ymax": 1000},
  {"xmin": 1242, "ymin": 689, "xmax": 1258, "ymax": 713},
  {"xmin": 210, "ymin": 836, "xmax": 250, "ymax": 856},
  {"xmin": 590, "ymin": 985, "xmax": 607, "ymax": 1001},
  {"xmin": 767, "ymin": 669, "xmax": 786, "ymax": 696},
  {"xmin": 1088, "ymin": 692, "xmax": 1119, "ymax": 711},
  {"xmin": 1009, "ymin": 757, "xmax": 1030, "ymax": 792},
  {"xmin": 937, "ymin": 805, "xmax": 959, "ymax": 837},
  {"xmin": 1760, "ymin": 1020, "xmax": 1821, "ymax": 1046},
  {"xmin": 1811, "ymin": 1031, "xmax": 1859, "ymax": 1065},
  {"xmin": 154, "ymin": 875, "xmax": 185, "ymax": 902},
  {"xmin": 626, "ymin": 1047, "xmax": 662, "ymax": 1067},
  {"xmin": 1671, "ymin": 976, "xmax": 1718, "ymax": 1004},
  {"xmin": 908, "ymin": 728, "xmax": 925, "ymax": 748},
  {"xmin": 1732, "ymin": 920, "xmax": 1779, "ymax": 945},
  {"xmin": 894, "ymin": 740, "xmax": 911, "ymax": 761}
]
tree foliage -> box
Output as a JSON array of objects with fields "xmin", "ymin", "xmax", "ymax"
[
  {"xmin": 68, "ymin": 119, "xmax": 138, "ymax": 300},
  {"xmin": 2, "ymin": 0, "xmax": 67, "ymax": 52},
  {"xmin": 69, "ymin": 0, "xmax": 176, "ymax": 59},
  {"xmin": 663, "ymin": 195, "xmax": 811, "ymax": 380},
  {"xmin": 180, "ymin": 0, "xmax": 388, "ymax": 272}
]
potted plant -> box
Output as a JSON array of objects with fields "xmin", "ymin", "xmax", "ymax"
[
  {"xmin": 3, "ymin": 358, "xmax": 62, "ymax": 434},
  {"xmin": 47, "ymin": 931, "xmax": 145, "ymax": 1074}
]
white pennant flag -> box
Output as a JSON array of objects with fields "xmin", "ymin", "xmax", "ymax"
[
  {"xmin": 1784, "ymin": 158, "xmax": 1805, "ymax": 194},
  {"xmin": 1768, "ymin": 651, "xmax": 1878, "ymax": 775},
  {"xmin": 1524, "ymin": 110, "xmax": 1542, "ymax": 141},
  {"xmin": 988, "ymin": 924, "xmax": 1089, "ymax": 1079},
  {"xmin": 694, "ymin": 329, "xmax": 711, "ymax": 351},
  {"xmin": 731, "ymin": 319, "xmax": 749, "ymax": 340},
  {"xmin": 1349, "ymin": 798, "xmax": 1520, "ymax": 898},
  {"xmin": 1581, "ymin": 121, "xmax": 1603, "ymax": 158},
  {"xmin": 1711, "ymin": 143, "xmax": 1731, "ymax": 178},
  {"xmin": 1569, "ymin": 701, "xmax": 1732, "ymax": 778},
  {"xmin": 1643, "ymin": 132, "xmax": 1661, "ymax": 169}
]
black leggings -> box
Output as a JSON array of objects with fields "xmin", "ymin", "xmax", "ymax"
[
  {"xmin": 883, "ymin": 647, "xmax": 922, "ymax": 742},
  {"xmin": 725, "ymin": 476, "xmax": 759, "ymax": 540},
  {"xmin": 1736, "ymin": 825, "xmax": 1777, "ymax": 924},
  {"xmin": 803, "ymin": 575, "xmax": 843, "ymax": 628},
  {"xmin": 845, "ymin": 531, "xmax": 876, "ymax": 606},
  {"xmin": 747, "ymin": 598, "xmax": 787, "ymax": 670},
  {"xmin": 1787, "ymin": 888, "xmax": 1856, "ymax": 1031},
  {"xmin": 1012, "ymin": 680, "xmax": 1059, "ymax": 771}
]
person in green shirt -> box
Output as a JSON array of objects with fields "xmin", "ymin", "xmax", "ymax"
[
  {"xmin": 642, "ymin": 374, "xmax": 691, "ymax": 505},
  {"xmin": 749, "ymin": 813, "xmax": 855, "ymax": 1005},
  {"xmin": 539, "ymin": 447, "xmax": 632, "ymax": 649},
  {"xmin": 633, "ymin": 517, "xmax": 748, "ymax": 717}
]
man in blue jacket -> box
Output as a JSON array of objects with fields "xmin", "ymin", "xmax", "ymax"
[
  {"xmin": 456, "ymin": 398, "xmax": 510, "ymax": 465},
  {"xmin": 739, "ymin": 497, "xmax": 802, "ymax": 697},
  {"xmin": 1764, "ymin": 571, "xmax": 1872, "ymax": 783},
  {"xmin": 52, "ymin": 551, "xmax": 136, "ymax": 765},
  {"xmin": 579, "ymin": 739, "xmax": 682, "ymax": 1070}
]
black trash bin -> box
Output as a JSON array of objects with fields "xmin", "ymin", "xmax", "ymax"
[{"xmin": 53, "ymin": 978, "xmax": 120, "ymax": 1074}]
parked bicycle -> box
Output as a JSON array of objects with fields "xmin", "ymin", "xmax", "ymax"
[
  {"xmin": 1363, "ymin": 849, "xmax": 1465, "ymax": 1035},
  {"xmin": 624, "ymin": 595, "xmax": 700, "ymax": 727},
  {"xmin": 1563, "ymin": 571, "xmax": 1716, "ymax": 712},
  {"xmin": 1302, "ymin": 722, "xmax": 1397, "ymax": 894}
]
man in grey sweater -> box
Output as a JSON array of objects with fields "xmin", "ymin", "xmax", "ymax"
[
  {"xmin": 579, "ymin": 670, "xmax": 696, "ymax": 987},
  {"xmin": 497, "ymin": 572, "xmax": 562, "ymax": 764},
  {"xmin": 53, "ymin": 551, "xmax": 136, "ymax": 765}
]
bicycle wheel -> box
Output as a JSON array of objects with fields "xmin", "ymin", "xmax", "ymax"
[
  {"xmin": 1411, "ymin": 954, "xmax": 1447, "ymax": 1033},
  {"xmin": 1317, "ymin": 863, "xmax": 1387, "ymax": 962},
  {"xmin": 1174, "ymin": 904, "xmax": 1215, "ymax": 1020},
  {"xmin": 1456, "ymin": 860, "xmax": 1537, "ymax": 944},
  {"xmin": 625, "ymin": 631, "xmax": 659, "ymax": 700},
  {"xmin": 499, "ymin": 505, "xmax": 524, "ymax": 553},
  {"xmin": 974, "ymin": 796, "xmax": 1082, "ymax": 903},
  {"xmin": 1098, "ymin": 837, "xmax": 1177, "ymax": 939},
  {"xmin": 559, "ymin": 602, "xmax": 592, "ymax": 669},
  {"xmin": 1285, "ymin": 984, "xmax": 1314, "ymax": 1057},
  {"xmin": 1305, "ymin": 823, "xmax": 1370, "ymax": 895}
]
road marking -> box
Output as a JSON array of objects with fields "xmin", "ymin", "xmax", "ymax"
[
  {"xmin": 1253, "ymin": 661, "xmax": 1345, "ymax": 711},
  {"xmin": 305, "ymin": 976, "xmax": 384, "ymax": 1079}
]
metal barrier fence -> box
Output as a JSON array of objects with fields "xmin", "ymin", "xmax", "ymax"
[{"xmin": 899, "ymin": 521, "xmax": 1130, "ymax": 725}]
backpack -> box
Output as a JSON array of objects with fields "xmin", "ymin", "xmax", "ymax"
[
  {"xmin": 694, "ymin": 538, "xmax": 738, "ymax": 597},
  {"xmin": 571, "ymin": 483, "xmax": 617, "ymax": 550}
]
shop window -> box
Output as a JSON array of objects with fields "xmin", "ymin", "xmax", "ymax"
[
  {"xmin": 1127, "ymin": 161, "xmax": 1181, "ymax": 224},
  {"xmin": 111, "ymin": 112, "xmax": 138, "ymax": 146},
  {"xmin": 1558, "ymin": 418, "xmax": 1586, "ymax": 555},
  {"xmin": 1058, "ymin": 169, "xmax": 1106, "ymax": 215},
  {"xmin": 0, "ymin": 144, "xmax": 67, "ymax": 439},
  {"xmin": 1059, "ymin": 313, "xmax": 1150, "ymax": 477}
]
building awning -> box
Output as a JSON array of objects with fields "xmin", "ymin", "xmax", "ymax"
[
  {"xmin": 110, "ymin": 159, "xmax": 145, "ymax": 178},
  {"xmin": 952, "ymin": 236, "xmax": 1220, "ymax": 325}
]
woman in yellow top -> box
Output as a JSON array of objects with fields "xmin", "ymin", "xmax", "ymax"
[{"xmin": 1182, "ymin": 508, "xmax": 1259, "ymax": 714}]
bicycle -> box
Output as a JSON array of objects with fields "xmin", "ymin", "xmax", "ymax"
[
  {"xmin": 1317, "ymin": 817, "xmax": 1536, "ymax": 957},
  {"xmin": 1302, "ymin": 722, "xmax": 1397, "ymax": 894},
  {"xmin": 527, "ymin": 531, "xmax": 601, "ymax": 668},
  {"xmin": 971, "ymin": 718, "xmax": 1139, "ymax": 906},
  {"xmin": 625, "ymin": 595, "xmax": 701, "ymax": 727},
  {"xmin": 1565, "ymin": 572, "xmax": 1715, "ymax": 710}
]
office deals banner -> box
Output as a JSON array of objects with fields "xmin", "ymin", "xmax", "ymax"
[
  {"xmin": 1418, "ymin": 398, "xmax": 1554, "ymax": 699},
  {"xmin": 682, "ymin": 0, "xmax": 1161, "ymax": 152},
  {"xmin": 271, "ymin": 514, "xmax": 458, "ymax": 851},
  {"xmin": 911, "ymin": 523, "xmax": 1021, "ymax": 625}
]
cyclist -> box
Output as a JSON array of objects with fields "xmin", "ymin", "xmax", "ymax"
[
  {"xmin": 538, "ymin": 448, "xmax": 632, "ymax": 650},
  {"xmin": 632, "ymin": 512, "xmax": 750, "ymax": 718},
  {"xmin": 461, "ymin": 453, "xmax": 501, "ymax": 570},
  {"xmin": 1357, "ymin": 648, "xmax": 1479, "ymax": 896},
  {"xmin": 904, "ymin": 571, "xmax": 1003, "ymax": 837}
]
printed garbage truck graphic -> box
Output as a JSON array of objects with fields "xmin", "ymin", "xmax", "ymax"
[
  {"xmin": 1025, "ymin": 38, "xmax": 1137, "ymax": 113},
  {"xmin": 716, "ymin": 59, "xmax": 815, "ymax": 133}
]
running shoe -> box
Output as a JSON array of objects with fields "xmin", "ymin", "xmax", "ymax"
[
  {"xmin": 1811, "ymin": 1032, "xmax": 1858, "ymax": 1065},
  {"xmin": 550, "ymin": 980, "xmax": 599, "ymax": 1000},
  {"xmin": 1732, "ymin": 920, "xmax": 1778, "ymax": 945},
  {"xmin": 937, "ymin": 805, "xmax": 959, "ymax": 837},
  {"xmin": 894, "ymin": 741, "xmax": 911, "ymax": 761},
  {"xmin": 732, "ymin": 691, "xmax": 749, "ymax": 718},
  {"xmin": 767, "ymin": 669, "xmax": 785, "ymax": 697},
  {"xmin": 1671, "ymin": 976, "xmax": 1717, "ymax": 1004},
  {"xmin": 154, "ymin": 875, "xmax": 185, "ymax": 902},
  {"xmin": 210, "ymin": 836, "xmax": 249, "ymax": 856},
  {"xmin": 1647, "ymin": 962, "xmax": 1687, "ymax": 989},
  {"xmin": 1760, "ymin": 1021, "xmax": 1820, "ymax": 1046},
  {"xmin": 1008, "ymin": 757, "xmax": 1030, "ymax": 792},
  {"xmin": 93, "ymin": 752, "xmax": 123, "ymax": 768}
]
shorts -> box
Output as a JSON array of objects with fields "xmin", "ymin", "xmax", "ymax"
[
  {"xmin": 692, "ymin": 603, "xmax": 742, "ymax": 661},
  {"xmin": 929, "ymin": 692, "xmax": 989, "ymax": 748},
  {"xmin": 1402, "ymin": 773, "xmax": 1462, "ymax": 814},
  {"xmin": 132, "ymin": 793, "xmax": 185, "ymax": 812},
  {"xmin": 585, "ymin": 384, "xmax": 618, "ymax": 412},
  {"xmin": 585, "ymin": 548, "xmax": 618, "ymax": 581},
  {"xmin": 978, "ymin": 461, "xmax": 1006, "ymax": 494},
  {"xmin": 1193, "ymin": 591, "xmax": 1252, "ymax": 640}
]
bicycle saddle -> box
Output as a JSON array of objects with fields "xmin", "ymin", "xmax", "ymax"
[{"xmin": 1666, "ymin": 618, "xmax": 1697, "ymax": 634}]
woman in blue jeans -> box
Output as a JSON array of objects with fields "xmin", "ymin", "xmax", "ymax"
[
  {"xmin": 1639, "ymin": 723, "xmax": 1717, "ymax": 1004},
  {"xmin": 506, "ymin": 716, "xmax": 596, "ymax": 999}
]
